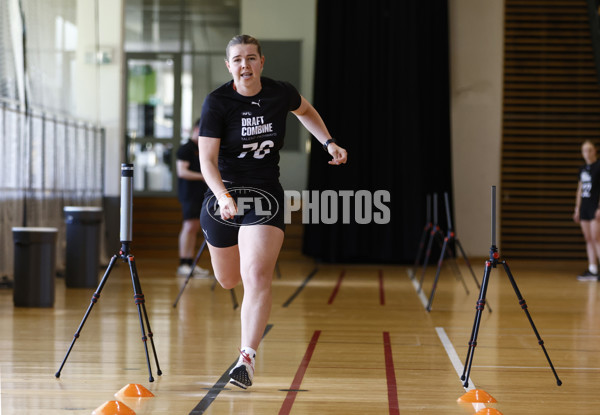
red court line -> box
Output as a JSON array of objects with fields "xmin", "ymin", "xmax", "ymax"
[
  {"xmin": 279, "ymin": 330, "xmax": 322, "ymax": 415},
  {"xmin": 327, "ymin": 270, "xmax": 345, "ymax": 304},
  {"xmin": 379, "ymin": 269, "xmax": 385, "ymax": 305},
  {"xmin": 383, "ymin": 332, "xmax": 400, "ymax": 415}
]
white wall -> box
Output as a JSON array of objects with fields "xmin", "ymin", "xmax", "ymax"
[
  {"xmin": 241, "ymin": 0, "xmax": 317, "ymax": 192},
  {"xmin": 448, "ymin": 0, "xmax": 504, "ymax": 256}
]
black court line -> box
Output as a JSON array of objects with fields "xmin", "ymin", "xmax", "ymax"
[
  {"xmin": 189, "ymin": 324, "xmax": 274, "ymax": 414},
  {"xmin": 282, "ymin": 266, "xmax": 319, "ymax": 308}
]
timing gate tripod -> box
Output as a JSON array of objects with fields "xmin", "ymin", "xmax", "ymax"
[
  {"xmin": 55, "ymin": 164, "xmax": 162, "ymax": 382},
  {"xmin": 417, "ymin": 193, "xmax": 467, "ymax": 295},
  {"xmin": 409, "ymin": 194, "xmax": 432, "ymax": 280},
  {"xmin": 426, "ymin": 192, "xmax": 488, "ymax": 312},
  {"xmin": 460, "ymin": 186, "xmax": 561, "ymax": 388}
]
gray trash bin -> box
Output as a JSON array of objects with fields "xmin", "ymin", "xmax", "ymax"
[
  {"xmin": 64, "ymin": 206, "xmax": 103, "ymax": 288},
  {"xmin": 12, "ymin": 227, "xmax": 58, "ymax": 307}
]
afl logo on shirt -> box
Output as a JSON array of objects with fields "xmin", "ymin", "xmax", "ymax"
[{"xmin": 582, "ymin": 170, "xmax": 592, "ymax": 198}]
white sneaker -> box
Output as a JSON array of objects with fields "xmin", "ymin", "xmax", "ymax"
[
  {"xmin": 192, "ymin": 266, "xmax": 211, "ymax": 278},
  {"xmin": 577, "ymin": 270, "xmax": 599, "ymax": 281},
  {"xmin": 176, "ymin": 264, "xmax": 211, "ymax": 278},
  {"xmin": 229, "ymin": 350, "xmax": 255, "ymax": 389}
]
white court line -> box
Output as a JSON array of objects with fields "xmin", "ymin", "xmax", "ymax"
[
  {"xmin": 474, "ymin": 364, "xmax": 600, "ymax": 371},
  {"xmin": 436, "ymin": 327, "xmax": 475, "ymax": 391},
  {"xmin": 436, "ymin": 327, "xmax": 486, "ymax": 412},
  {"xmin": 408, "ymin": 271, "xmax": 429, "ymax": 309}
]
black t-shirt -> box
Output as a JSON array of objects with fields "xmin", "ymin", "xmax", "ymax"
[
  {"xmin": 198, "ymin": 77, "xmax": 302, "ymax": 184},
  {"xmin": 176, "ymin": 139, "xmax": 207, "ymax": 202},
  {"xmin": 579, "ymin": 159, "xmax": 600, "ymax": 207}
]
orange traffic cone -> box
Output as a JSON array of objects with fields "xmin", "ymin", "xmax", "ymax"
[
  {"xmin": 91, "ymin": 400, "xmax": 136, "ymax": 415},
  {"xmin": 475, "ymin": 409, "xmax": 503, "ymax": 415},
  {"xmin": 457, "ymin": 389, "xmax": 497, "ymax": 403},
  {"xmin": 116, "ymin": 383, "xmax": 155, "ymax": 398}
]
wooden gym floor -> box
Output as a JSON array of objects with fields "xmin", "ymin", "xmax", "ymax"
[{"xmin": 0, "ymin": 254, "xmax": 599, "ymax": 414}]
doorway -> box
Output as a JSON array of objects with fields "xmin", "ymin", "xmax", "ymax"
[{"xmin": 125, "ymin": 52, "xmax": 182, "ymax": 195}]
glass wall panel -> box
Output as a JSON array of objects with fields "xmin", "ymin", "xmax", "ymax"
[
  {"xmin": 127, "ymin": 58, "xmax": 175, "ymax": 139},
  {"xmin": 182, "ymin": 0, "xmax": 239, "ymax": 53},
  {"xmin": 125, "ymin": 0, "xmax": 239, "ymax": 53},
  {"xmin": 124, "ymin": 0, "xmax": 182, "ymax": 52}
]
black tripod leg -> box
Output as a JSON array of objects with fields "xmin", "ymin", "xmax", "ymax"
[
  {"xmin": 191, "ymin": 239, "xmax": 207, "ymax": 271},
  {"xmin": 418, "ymin": 228, "xmax": 437, "ymax": 292},
  {"xmin": 204, "ymin": 269, "xmax": 237, "ymax": 309},
  {"xmin": 413, "ymin": 193, "xmax": 432, "ymax": 278},
  {"xmin": 173, "ymin": 240, "xmax": 207, "ymax": 308},
  {"xmin": 461, "ymin": 261, "xmax": 493, "ymax": 387},
  {"xmin": 55, "ymin": 254, "xmax": 119, "ymax": 378},
  {"xmin": 275, "ymin": 261, "xmax": 282, "ymax": 279},
  {"xmin": 426, "ymin": 236, "xmax": 449, "ymax": 312},
  {"xmin": 129, "ymin": 256, "xmax": 162, "ymax": 376},
  {"xmin": 501, "ymin": 261, "xmax": 562, "ymax": 386},
  {"xmin": 455, "ymin": 239, "xmax": 479, "ymax": 288},
  {"xmin": 208, "ymin": 280, "xmax": 238, "ymax": 309},
  {"xmin": 411, "ymin": 224, "xmax": 430, "ymax": 279},
  {"xmin": 445, "ymin": 240, "xmax": 470, "ymax": 296},
  {"xmin": 230, "ymin": 288, "xmax": 239, "ymax": 310},
  {"xmin": 128, "ymin": 256, "xmax": 161, "ymax": 382},
  {"xmin": 455, "ymin": 238, "xmax": 492, "ymax": 313},
  {"xmin": 451, "ymin": 258, "xmax": 470, "ymax": 295}
]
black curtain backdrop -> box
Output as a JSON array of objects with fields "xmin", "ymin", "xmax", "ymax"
[{"xmin": 302, "ymin": 0, "xmax": 452, "ymax": 263}]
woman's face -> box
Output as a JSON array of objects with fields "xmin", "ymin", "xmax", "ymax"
[
  {"xmin": 225, "ymin": 44, "xmax": 264, "ymax": 90},
  {"xmin": 582, "ymin": 142, "xmax": 597, "ymax": 164}
]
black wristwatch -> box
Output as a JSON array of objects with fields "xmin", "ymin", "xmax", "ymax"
[{"xmin": 323, "ymin": 138, "xmax": 336, "ymax": 152}]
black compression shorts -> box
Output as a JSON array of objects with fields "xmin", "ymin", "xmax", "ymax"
[
  {"xmin": 180, "ymin": 200, "xmax": 202, "ymax": 221},
  {"xmin": 580, "ymin": 200, "xmax": 599, "ymax": 221},
  {"xmin": 200, "ymin": 182, "xmax": 286, "ymax": 248}
]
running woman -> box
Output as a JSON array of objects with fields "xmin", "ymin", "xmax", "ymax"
[
  {"xmin": 198, "ymin": 34, "xmax": 347, "ymax": 389},
  {"xmin": 574, "ymin": 140, "xmax": 600, "ymax": 281}
]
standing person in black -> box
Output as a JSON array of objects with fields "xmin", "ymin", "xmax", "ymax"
[
  {"xmin": 198, "ymin": 34, "xmax": 347, "ymax": 389},
  {"xmin": 176, "ymin": 119, "xmax": 210, "ymax": 278},
  {"xmin": 574, "ymin": 140, "xmax": 600, "ymax": 281}
]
